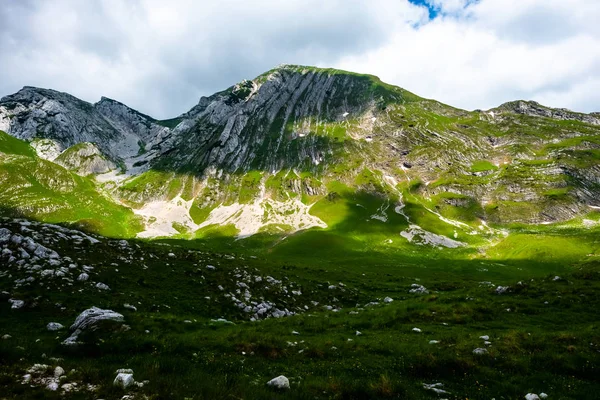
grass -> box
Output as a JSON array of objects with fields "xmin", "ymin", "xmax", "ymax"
[
  {"xmin": 470, "ymin": 160, "xmax": 498, "ymax": 173},
  {"xmin": 1, "ymin": 219, "xmax": 599, "ymax": 399}
]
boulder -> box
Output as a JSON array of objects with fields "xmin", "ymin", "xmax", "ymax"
[
  {"xmin": 62, "ymin": 307, "xmax": 124, "ymax": 346},
  {"xmin": 267, "ymin": 375, "xmax": 290, "ymax": 389},
  {"xmin": 114, "ymin": 372, "xmax": 135, "ymax": 389}
]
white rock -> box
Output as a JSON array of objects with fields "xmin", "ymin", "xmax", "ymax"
[
  {"xmin": 54, "ymin": 366, "xmax": 65, "ymax": 378},
  {"xmin": 356, "ymin": 331, "xmax": 362, "ymax": 336},
  {"xmin": 409, "ymin": 284, "xmax": 429, "ymax": 294},
  {"xmin": 412, "ymin": 328, "xmax": 422, "ymax": 333},
  {"xmin": 2, "ymin": 334, "xmax": 11, "ymax": 339},
  {"xmin": 9, "ymin": 299, "xmax": 24, "ymax": 309},
  {"xmin": 114, "ymin": 373, "xmax": 135, "ymax": 389},
  {"xmin": 423, "ymin": 382, "xmax": 448, "ymax": 394},
  {"xmin": 383, "ymin": 297, "xmax": 393, "ymax": 303},
  {"xmin": 62, "ymin": 307, "xmax": 124, "ymax": 346},
  {"xmin": 95, "ymin": 282, "xmax": 110, "ymax": 290},
  {"xmin": 77, "ymin": 273, "xmax": 89, "ymax": 281},
  {"xmin": 116, "ymin": 368, "xmax": 134, "ymax": 374},
  {"xmin": 479, "ymin": 335, "xmax": 489, "ymax": 340},
  {"xmin": 47, "ymin": 322, "xmax": 64, "ymax": 331},
  {"xmin": 553, "ymin": 276, "xmax": 561, "ymax": 281},
  {"xmin": 473, "ymin": 348, "xmax": 488, "ymax": 355},
  {"xmin": 47, "ymin": 380, "xmax": 59, "ymax": 391},
  {"xmin": 525, "ymin": 394, "xmax": 540, "ymax": 400},
  {"xmin": 429, "ymin": 340, "xmax": 440, "ymax": 344},
  {"xmin": 266, "ymin": 375, "xmax": 290, "ymax": 389},
  {"xmin": 123, "ymin": 303, "xmax": 137, "ymax": 311},
  {"xmin": 540, "ymin": 393, "xmax": 548, "ymax": 399},
  {"xmin": 496, "ymin": 286, "xmax": 509, "ymax": 294}
]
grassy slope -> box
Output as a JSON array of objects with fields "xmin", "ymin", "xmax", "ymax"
[
  {"xmin": 1, "ymin": 219, "xmax": 599, "ymax": 399},
  {"xmin": 0, "ymin": 131, "xmax": 142, "ymax": 237}
]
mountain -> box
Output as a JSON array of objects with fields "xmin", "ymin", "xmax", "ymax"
[{"xmin": 1, "ymin": 65, "xmax": 599, "ymax": 243}]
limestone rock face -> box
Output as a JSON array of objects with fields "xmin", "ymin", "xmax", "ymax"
[
  {"xmin": 0, "ymin": 87, "xmax": 175, "ymax": 166},
  {"xmin": 53, "ymin": 142, "xmax": 116, "ymax": 175}
]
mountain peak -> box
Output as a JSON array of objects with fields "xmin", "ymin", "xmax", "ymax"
[{"xmin": 493, "ymin": 100, "xmax": 600, "ymax": 125}]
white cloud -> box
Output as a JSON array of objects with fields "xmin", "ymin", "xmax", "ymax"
[
  {"xmin": 336, "ymin": 0, "xmax": 600, "ymax": 112},
  {"xmin": 0, "ymin": 0, "xmax": 598, "ymax": 117}
]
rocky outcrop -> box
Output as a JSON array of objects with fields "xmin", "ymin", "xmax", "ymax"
[
  {"xmin": 62, "ymin": 307, "xmax": 124, "ymax": 346},
  {"xmin": 0, "ymin": 87, "xmax": 175, "ymax": 166},
  {"xmin": 493, "ymin": 100, "xmax": 600, "ymax": 125},
  {"xmin": 54, "ymin": 142, "xmax": 116, "ymax": 175}
]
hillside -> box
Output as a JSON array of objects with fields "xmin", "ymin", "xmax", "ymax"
[{"xmin": 1, "ymin": 65, "xmax": 599, "ymax": 246}]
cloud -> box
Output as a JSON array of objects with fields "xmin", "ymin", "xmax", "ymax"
[
  {"xmin": 337, "ymin": 0, "xmax": 600, "ymax": 112},
  {"xmin": 0, "ymin": 0, "xmax": 598, "ymax": 118}
]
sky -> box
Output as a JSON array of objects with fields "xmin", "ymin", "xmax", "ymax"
[{"xmin": 1, "ymin": 0, "xmax": 599, "ymax": 119}]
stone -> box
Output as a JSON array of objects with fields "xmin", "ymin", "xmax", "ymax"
[
  {"xmin": 266, "ymin": 375, "xmax": 290, "ymax": 389},
  {"xmin": 495, "ymin": 286, "xmax": 509, "ymax": 294},
  {"xmin": 47, "ymin": 322, "xmax": 64, "ymax": 331},
  {"xmin": 54, "ymin": 366, "xmax": 65, "ymax": 378},
  {"xmin": 9, "ymin": 299, "xmax": 24, "ymax": 309},
  {"xmin": 383, "ymin": 297, "xmax": 393, "ymax": 303},
  {"xmin": 62, "ymin": 307, "xmax": 124, "ymax": 346},
  {"xmin": 114, "ymin": 372, "xmax": 135, "ymax": 389}
]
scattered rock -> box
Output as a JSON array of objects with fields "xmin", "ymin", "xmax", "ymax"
[
  {"xmin": 409, "ymin": 284, "xmax": 429, "ymax": 294},
  {"xmin": 412, "ymin": 328, "xmax": 422, "ymax": 333},
  {"xmin": 114, "ymin": 372, "xmax": 135, "ymax": 389},
  {"xmin": 383, "ymin": 297, "xmax": 393, "ymax": 303},
  {"xmin": 423, "ymin": 382, "xmax": 448, "ymax": 394},
  {"xmin": 479, "ymin": 335, "xmax": 489, "ymax": 341},
  {"xmin": 95, "ymin": 282, "xmax": 110, "ymax": 290},
  {"xmin": 525, "ymin": 394, "xmax": 540, "ymax": 400},
  {"xmin": 77, "ymin": 273, "xmax": 89, "ymax": 281},
  {"xmin": 47, "ymin": 322, "xmax": 64, "ymax": 331},
  {"xmin": 54, "ymin": 366, "xmax": 64, "ymax": 378},
  {"xmin": 267, "ymin": 375, "xmax": 290, "ymax": 390},
  {"xmin": 8, "ymin": 299, "xmax": 24, "ymax": 309},
  {"xmin": 473, "ymin": 348, "xmax": 488, "ymax": 355},
  {"xmin": 496, "ymin": 286, "xmax": 510, "ymax": 294}
]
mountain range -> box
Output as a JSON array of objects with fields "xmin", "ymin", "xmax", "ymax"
[{"xmin": 1, "ymin": 64, "xmax": 599, "ymax": 245}]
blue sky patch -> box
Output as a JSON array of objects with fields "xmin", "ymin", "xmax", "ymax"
[{"xmin": 408, "ymin": 0, "xmax": 439, "ymax": 20}]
